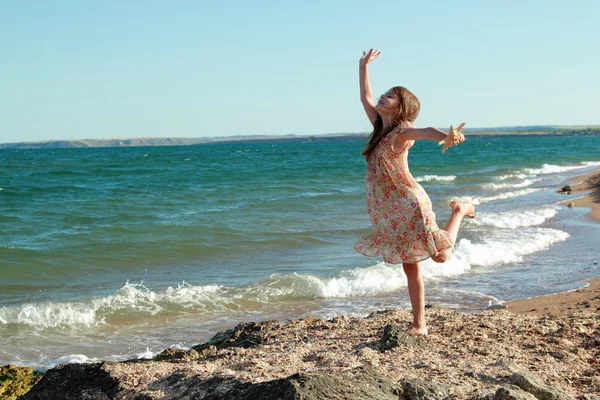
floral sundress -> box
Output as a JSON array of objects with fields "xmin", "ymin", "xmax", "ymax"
[{"xmin": 354, "ymin": 121, "xmax": 453, "ymax": 264}]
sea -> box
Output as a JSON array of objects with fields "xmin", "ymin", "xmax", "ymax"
[{"xmin": 1, "ymin": 134, "xmax": 599, "ymax": 371}]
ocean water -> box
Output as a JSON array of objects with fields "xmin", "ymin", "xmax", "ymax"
[{"xmin": 1, "ymin": 135, "xmax": 599, "ymax": 370}]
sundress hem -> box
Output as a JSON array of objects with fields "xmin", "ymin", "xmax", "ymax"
[{"xmin": 354, "ymin": 229, "xmax": 454, "ymax": 265}]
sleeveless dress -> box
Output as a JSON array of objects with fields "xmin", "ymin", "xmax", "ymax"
[{"xmin": 354, "ymin": 122, "xmax": 453, "ymax": 264}]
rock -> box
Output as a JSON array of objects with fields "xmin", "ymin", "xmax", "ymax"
[
  {"xmin": 20, "ymin": 362, "xmax": 123, "ymax": 400},
  {"xmin": 492, "ymin": 384, "xmax": 539, "ymax": 400},
  {"xmin": 0, "ymin": 365, "xmax": 42, "ymax": 400},
  {"xmin": 509, "ymin": 371, "xmax": 573, "ymax": 400},
  {"xmin": 401, "ymin": 378, "xmax": 453, "ymax": 399},
  {"xmin": 379, "ymin": 324, "xmax": 424, "ymax": 351},
  {"xmin": 153, "ymin": 348, "xmax": 201, "ymax": 362},
  {"xmin": 192, "ymin": 321, "xmax": 272, "ymax": 353},
  {"xmin": 242, "ymin": 365, "xmax": 401, "ymax": 400},
  {"xmin": 561, "ymin": 185, "xmax": 572, "ymax": 192},
  {"xmin": 21, "ymin": 363, "xmax": 402, "ymax": 400}
]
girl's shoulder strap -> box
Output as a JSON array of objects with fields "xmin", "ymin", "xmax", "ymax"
[
  {"xmin": 390, "ymin": 121, "xmax": 414, "ymax": 136},
  {"xmin": 389, "ymin": 121, "xmax": 415, "ymax": 153}
]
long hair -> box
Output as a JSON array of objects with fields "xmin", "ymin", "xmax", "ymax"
[{"xmin": 362, "ymin": 86, "xmax": 420, "ymax": 160}]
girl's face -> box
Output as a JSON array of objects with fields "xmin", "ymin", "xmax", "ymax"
[{"xmin": 375, "ymin": 89, "xmax": 399, "ymax": 113}]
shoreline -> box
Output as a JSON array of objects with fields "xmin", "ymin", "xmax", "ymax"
[
  {"xmin": 558, "ymin": 167, "xmax": 600, "ymax": 222},
  {"xmin": 504, "ymin": 167, "xmax": 600, "ymax": 315},
  {"xmin": 505, "ymin": 276, "xmax": 600, "ymax": 316}
]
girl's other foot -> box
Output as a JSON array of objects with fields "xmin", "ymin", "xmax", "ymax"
[{"xmin": 449, "ymin": 201, "xmax": 475, "ymax": 218}]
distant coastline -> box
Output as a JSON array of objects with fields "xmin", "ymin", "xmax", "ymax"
[{"xmin": 1, "ymin": 125, "xmax": 599, "ymax": 149}]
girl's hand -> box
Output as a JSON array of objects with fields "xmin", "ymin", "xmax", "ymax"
[
  {"xmin": 360, "ymin": 49, "xmax": 381, "ymax": 67},
  {"xmin": 439, "ymin": 123, "xmax": 466, "ymax": 153}
]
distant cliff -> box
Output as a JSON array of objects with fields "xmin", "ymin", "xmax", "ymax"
[
  {"xmin": 1, "ymin": 126, "xmax": 598, "ymax": 149},
  {"xmin": 0, "ymin": 134, "xmax": 367, "ymax": 149}
]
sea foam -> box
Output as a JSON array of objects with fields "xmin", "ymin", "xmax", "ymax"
[
  {"xmin": 470, "ymin": 206, "xmax": 559, "ymax": 228},
  {"xmin": 451, "ymin": 188, "xmax": 540, "ymax": 205},
  {"xmin": 415, "ymin": 175, "xmax": 457, "ymax": 183},
  {"xmin": 482, "ymin": 179, "xmax": 537, "ymax": 190},
  {"xmin": 0, "ymin": 224, "xmax": 570, "ymax": 329}
]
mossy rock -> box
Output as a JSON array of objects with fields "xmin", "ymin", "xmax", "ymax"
[
  {"xmin": 153, "ymin": 348, "xmax": 201, "ymax": 362},
  {"xmin": 0, "ymin": 365, "xmax": 42, "ymax": 399},
  {"xmin": 192, "ymin": 321, "xmax": 270, "ymax": 353}
]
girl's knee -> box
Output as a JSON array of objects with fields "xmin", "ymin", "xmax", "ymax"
[{"xmin": 431, "ymin": 250, "xmax": 451, "ymax": 263}]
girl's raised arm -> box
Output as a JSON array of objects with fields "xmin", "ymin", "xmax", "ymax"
[{"xmin": 359, "ymin": 49, "xmax": 381, "ymax": 126}]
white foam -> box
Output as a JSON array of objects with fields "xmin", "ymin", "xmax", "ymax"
[
  {"xmin": 315, "ymin": 263, "xmax": 408, "ymax": 297},
  {"xmin": 137, "ymin": 348, "xmax": 154, "ymax": 360},
  {"xmin": 0, "ymin": 224, "xmax": 571, "ymax": 328},
  {"xmin": 483, "ymin": 179, "xmax": 537, "ymax": 190},
  {"xmin": 582, "ymin": 161, "xmax": 600, "ymax": 167},
  {"xmin": 449, "ymin": 228, "xmax": 569, "ymax": 268},
  {"xmin": 497, "ymin": 161, "xmax": 600, "ymax": 181},
  {"xmin": 0, "ymin": 302, "xmax": 99, "ymax": 328},
  {"xmin": 470, "ymin": 206, "xmax": 558, "ymax": 228},
  {"xmin": 452, "ymin": 188, "xmax": 540, "ymax": 205},
  {"xmin": 0, "ymin": 282, "xmax": 226, "ymax": 329},
  {"xmin": 522, "ymin": 163, "xmax": 587, "ymax": 175},
  {"xmin": 415, "ymin": 175, "xmax": 457, "ymax": 183},
  {"xmin": 42, "ymin": 354, "xmax": 97, "ymax": 371},
  {"xmin": 497, "ymin": 173, "xmax": 529, "ymax": 181}
]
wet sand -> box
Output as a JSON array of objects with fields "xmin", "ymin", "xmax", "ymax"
[
  {"xmin": 506, "ymin": 276, "xmax": 600, "ymax": 316},
  {"xmin": 558, "ymin": 168, "xmax": 600, "ymax": 222},
  {"xmin": 505, "ymin": 168, "xmax": 600, "ymax": 316}
]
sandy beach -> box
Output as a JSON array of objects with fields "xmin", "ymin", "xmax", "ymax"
[
  {"xmin": 558, "ymin": 168, "xmax": 600, "ymax": 222},
  {"xmin": 505, "ymin": 276, "xmax": 600, "ymax": 316}
]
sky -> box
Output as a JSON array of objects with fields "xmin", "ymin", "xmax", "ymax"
[{"xmin": 1, "ymin": 1, "xmax": 599, "ymax": 143}]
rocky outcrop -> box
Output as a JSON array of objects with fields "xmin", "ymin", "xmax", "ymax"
[
  {"xmin": 508, "ymin": 371, "xmax": 573, "ymax": 400},
  {"xmin": 21, "ymin": 364, "xmax": 402, "ymax": 400},
  {"xmin": 19, "ymin": 361, "xmax": 578, "ymax": 400},
  {"xmin": 20, "ymin": 363, "xmax": 123, "ymax": 400},
  {"xmin": 16, "ymin": 306, "xmax": 593, "ymax": 399}
]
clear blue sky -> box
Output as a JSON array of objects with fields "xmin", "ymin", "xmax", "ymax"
[{"xmin": 1, "ymin": 0, "xmax": 599, "ymax": 142}]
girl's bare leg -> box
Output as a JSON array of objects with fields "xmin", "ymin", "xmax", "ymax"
[
  {"xmin": 402, "ymin": 262, "xmax": 428, "ymax": 335},
  {"xmin": 431, "ymin": 201, "xmax": 475, "ymax": 263}
]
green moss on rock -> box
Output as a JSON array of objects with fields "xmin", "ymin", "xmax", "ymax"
[{"xmin": 0, "ymin": 365, "xmax": 42, "ymax": 399}]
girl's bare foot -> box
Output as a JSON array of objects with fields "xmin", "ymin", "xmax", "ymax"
[
  {"xmin": 449, "ymin": 201, "xmax": 475, "ymax": 218},
  {"xmin": 407, "ymin": 326, "xmax": 428, "ymax": 336}
]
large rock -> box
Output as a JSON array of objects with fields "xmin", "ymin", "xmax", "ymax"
[
  {"xmin": 492, "ymin": 385, "xmax": 539, "ymax": 400},
  {"xmin": 508, "ymin": 371, "xmax": 573, "ymax": 400},
  {"xmin": 20, "ymin": 363, "xmax": 127, "ymax": 400},
  {"xmin": 241, "ymin": 365, "xmax": 401, "ymax": 400},
  {"xmin": 192, "ymin": 321, "xmax": 277, "ymax": 353},
  {"xmin": 21, "ymin": 363, "xmax": 403, "ymax": 399},
  {"xmin": 401, "ymin": 378, "xmax": 453, "ymax": 399}
]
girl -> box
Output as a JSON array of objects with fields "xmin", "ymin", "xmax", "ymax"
[{"xmin": 354, "ymin": 49, "xmax": 475, "ymax": 335}]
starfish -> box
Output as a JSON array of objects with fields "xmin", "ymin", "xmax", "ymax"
[{"xmin": 439, "ymin": 122, "xmax": 466, "ymax": 153}]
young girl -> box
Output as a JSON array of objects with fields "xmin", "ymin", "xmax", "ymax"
[{"xmin": 354, "ymin": 49, "xmax": 475, "ymax": 335}]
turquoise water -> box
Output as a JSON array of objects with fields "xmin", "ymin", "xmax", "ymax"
[{"xmin": 1, "ymin": 135, "xmax": 599, "ymax": 369}]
